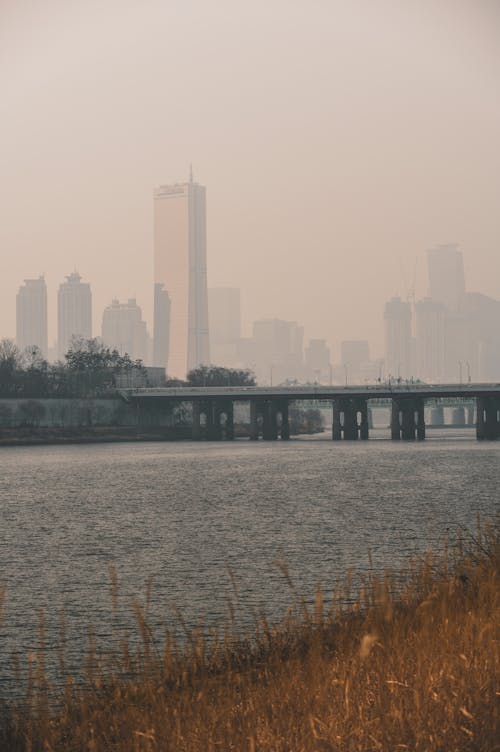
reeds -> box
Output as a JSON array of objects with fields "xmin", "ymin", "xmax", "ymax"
[{"xmin": 1, "ymin": 524, "xmax": 498, "ymax": 751}]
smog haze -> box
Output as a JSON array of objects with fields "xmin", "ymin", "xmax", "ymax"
[{"xmin": 1, "ymin": 0, "xmax": 499, "ymax": 357}]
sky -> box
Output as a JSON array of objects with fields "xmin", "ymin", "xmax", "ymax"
[{"xmin": 1, "ymin": 0, "xmax": 499, "ymax": 359}]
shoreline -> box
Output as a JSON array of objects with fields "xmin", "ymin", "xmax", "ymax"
[
  {"xmin": 1, "ymin": 528, "xmax": 497, "ymax": 751},
  {"xmin": 0, "ymin": 426, "xmax": 193, "ymax": 446},
  {"xmin": 0, "ymin": 424, "xmax": 478, "ymax": 447}
]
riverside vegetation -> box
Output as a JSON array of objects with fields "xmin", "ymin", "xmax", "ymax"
[{"xmin": 0, "ymin": 524, "xmax": 498, "ymax": 751}]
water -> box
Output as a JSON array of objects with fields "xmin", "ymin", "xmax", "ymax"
[{"xmin": 0, "ymin": 430, "xmax": 498, "ymax": 693}]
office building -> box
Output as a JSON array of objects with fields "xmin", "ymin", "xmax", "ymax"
[
  {"xmin": 16, "ymin": 276, "xmax": 48, "ymax": 356},
  {"xmin": 305, "ymin": 339, "xmax": 331, "ymax": 382},
  {"xmin": 153, "ymin": 172, "xmax": 210, "ymax": 378},
  {"xmin": 340, "ymin": 340, "xmax": 370, "ymax": 382},
  {"xmin": 101, "ymin": 298, "xmax": 148, "ymax": 362},
  {"xmin": 415, "ymin": 298, "xmax": 446, "ymax": 381},
  {"xmin": 153, "ymin": 282, "xmax": 171, "ymax": 370},
  {"xmin": 427, "ymin": 244, "xmax": 465, "ymax": 312},
  {"xmin": 57, "ymin": 272, "xmax": 92, "ymax": 357},
  {"xmin": 209, "ymin": 287, "xmax": 241, "ymax": 367},
  {"xmin": 209, "ymin": 287, "xmax": 241, "ymax": 345},
  {"xmin": 384, "ymin": 297, "xmax": 413, "ymax": 379},
  {"xmin": 251, "ymin": 318, "xmax": 304, "ymax": 384}
]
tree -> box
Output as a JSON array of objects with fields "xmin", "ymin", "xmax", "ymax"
[
  {"xmin": 64, "ymin": 338, "xmax": 147, "ymax": 396},
  {"xmin": 19, "ymin": 346, "xmax": 50, "ymax": 397},
  {"xmin": 186, "ymin": 365, "xmax": 256, "ymax": 387},
  {"xmin": 0, "ymin": 339, "xmax": 22, "ymax": 396}
]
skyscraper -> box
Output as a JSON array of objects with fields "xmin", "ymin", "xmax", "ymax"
[
  {"xmin": 252, "ymin": 318, "xmax": 304, "ymax": 384},
  {"xmin": 209, "ymin": 287, "xmax": 241, "ymax": 367},
  {"xmin": 415, "ymin": 298, "xmax": 445, "ymax": 381},
  {"xmin": 153, "ymin": 172, "xmax": 210, "ymax": 378},
  {"xmin": 101, "ymin": 298, "xmax": 148, "ymax": 362},
  {"xmin": 16, "ymin": 276, "xmax": 48, "ymax": 356},
  {"xmin": 209, "ymin": 287, "xmax": 241, "ymax": 345},
  {"xmin": 427, "ymin": 244, "xmax": 465, "ymax": 312},
  {"xmin": 57, "ymin": 272, "xmax": 92, "ymax": 358},
  {"xmin": 384, "ymin": 297, "xmax": 413, "ymax": 379},
  {"xmin": 153, "ymin": 282, "xmax": 171, "ymax": 370}
]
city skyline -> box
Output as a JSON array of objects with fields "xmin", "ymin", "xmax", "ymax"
[
  {"xmin": 7, "ymin": 239, "xmax": 500, "ymax": 385},
  {"xmin": 1, "ymin": 0, "xmax": 499, "ymax": 357}
]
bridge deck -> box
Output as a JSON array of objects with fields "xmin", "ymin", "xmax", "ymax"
[{"xmin": 120, "ymin": 383, "xmax": 500, "ymax": 401}]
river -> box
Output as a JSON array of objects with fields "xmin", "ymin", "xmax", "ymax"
[{"xmin": 0, "ymin": 430, "xmax": 498, "ymax": 693}]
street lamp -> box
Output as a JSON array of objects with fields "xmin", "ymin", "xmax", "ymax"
[
  {"xmin": 466, "ymin": 361, "xmax": 471, "ymax": 383},
  {"xmin": 458, "ymin": 361, "xmax": 463, "ymax": 386},
  {"xmin": 329, "ymin": 363, "xmax": 333, "ymax": 386},
  {"xmin": 344, "ymin": 363, "xmax": 349, "ymax": 386},
  {"xmin": 270, "ymin": 365, "xmax": 274, "ymax": 387}
]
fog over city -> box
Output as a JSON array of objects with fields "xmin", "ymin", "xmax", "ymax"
[{"xmin": 1, "ymin": 0, "xmax": 499, "ymax": 375}]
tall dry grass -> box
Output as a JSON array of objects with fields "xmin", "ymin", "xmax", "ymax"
[{"xmin": 1, "ymin": 525, "xmax": 498, "ymax": 751}]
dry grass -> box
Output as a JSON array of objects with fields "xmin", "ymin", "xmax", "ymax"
[{"xmin": 1, "ymin": 525, "xmax": 499, "ymax": 752}]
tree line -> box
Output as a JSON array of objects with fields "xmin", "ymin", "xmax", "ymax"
[
  {"xmin": 0, "ymin": 339, "xmax": 257, "ymax": 398},
  {"xmin": 0, "ymin": 338, "xmax": 147, "ymax": 398}
]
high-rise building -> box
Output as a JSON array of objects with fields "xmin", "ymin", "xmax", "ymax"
[
  {"xmin": 340, "ymin": 340, "xmax": 370, "ymax": 382},
  {"xmin": 415, "ymin": 298, "xmax": 446, "ymax": 381},
  {"xmin": 427, "ymin": 244, "xmax": 465, "ymax": 312},
  {"xmin": 209, "ymin": 287, "xmax": 241, "ymax": 345},
  {"xmin": 153, "ymin": 173, "xmax": 210, "ymax": 378},
  {"xmin": 384, "ymin": 297, "xmax": 413, "ymax": 379},
  {"xmin": 57, "ymin": 272, "xmax": 92, "ymax": 358},
  {"xmin": 16, "ymin": 276, "xmax": 48, "ymax": 357},
  {"xmin": 153, "ymin": 283, "xmax": 171, "ymax": 370},
  {"xmin": 251, "ymin": 318, "xmax": 304, "ymax": 384},
  {"xmin": 305, "ymin": 339, "xmax": 331, "ymax": 382},
  {"xmin": 101, "ymin": 298, "xmax": 148, "ymax": 362},
  {"xmin": 209, "ymin": 287, "xmax": 241, "ymax": 367}
]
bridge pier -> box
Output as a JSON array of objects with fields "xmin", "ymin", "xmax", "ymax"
[
  {"xmin": 192, "ymin": 400, "xmax": 202, "ymax": 440},
  {"xmin": 192, "ymin": 399, "xmax": 234, "ymax": 440},
  {"xmin": 262, "ymin": 400, "xmax": 278, "ymax": 440},
  {"xmin": 248, "ymin": 399, "xmax": 289, "ymax": 440},
  {"xmin": 391, "ymin": 398, "xmax": 425, "ymax": 440},
  {"xmin": 249, "ymin": 400, "xmax": 259, "ymax": 440},
  {"xmin": 279, "ymin": 400, "xmax": 290, "ymax": 440},
  {"xmin": 476, "ymin": 397, "xmax": 500, "ymax": 440},
  {"xmin": 332, "ymin": 399, "xmax": 369, "ymax": 440}
]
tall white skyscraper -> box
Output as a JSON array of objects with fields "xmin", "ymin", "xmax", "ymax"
[
  {"xmin": 16, "ymin": 276, "xmax": 48, "ymax": 357},
  {"xmin": 153, "ymin": 172, "xmax": 210, "ymax": 378},
  {"xmin": 57, "ymin": 272, "xmax": 92, "ymax": 357}
]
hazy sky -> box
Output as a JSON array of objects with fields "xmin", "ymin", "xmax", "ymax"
[{"xmin": 1, "ymin": 0, "xmax": 499, "ymax": 358}]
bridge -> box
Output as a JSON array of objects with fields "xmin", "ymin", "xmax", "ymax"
[{"xmin": 120, "ymin": 383, "xmax": 500, "ymax": 441}]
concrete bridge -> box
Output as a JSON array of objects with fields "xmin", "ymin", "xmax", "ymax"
[{"xmin": 120, "ymin": 383, "xmax": 500, "ymax": 441}]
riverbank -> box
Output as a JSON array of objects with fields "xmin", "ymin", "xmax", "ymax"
[
  {"xmin": 0, "ymin": 426, "xmax": 193, "ymax": 446},
  {"xmin": 2, "ymin": 525, "xmax": 498, "ymax": 751},
  {"xmin": 0, "ymin": 424, "xmax": 322, "ymax": 446}
]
